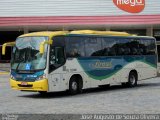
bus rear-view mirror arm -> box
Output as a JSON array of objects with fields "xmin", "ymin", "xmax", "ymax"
[
  {"xmin": 2, "ymin": 42, "xmax": 15, "ymax": 55},
  {"xmin": 39, "ymin": 31, "xmax": 68, "ymax": 54},
  {"xmin": 40, "ymin": 40, "xmax": 53, "ymax": 54}
]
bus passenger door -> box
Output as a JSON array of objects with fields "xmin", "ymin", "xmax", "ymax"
[
  {"xmin": 156, "ymin": 41, "xmax": 160, "ymax": 73},
  {"xmin": 48, "ymin": 46, "xmax": 67, "ymax": 92}
]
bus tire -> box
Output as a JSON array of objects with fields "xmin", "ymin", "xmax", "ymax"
[
  {"xmin": 69, "ymin": 77, "xmax": 80, "ymax": 95},
  {"xmin": 127, "ymin": 71, "xmax": 137, "ymax": 87}
]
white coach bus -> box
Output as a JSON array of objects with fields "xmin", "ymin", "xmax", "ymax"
[{"xmin": 2, "ymin": 30, "xmax": 157, "ymax": 95}]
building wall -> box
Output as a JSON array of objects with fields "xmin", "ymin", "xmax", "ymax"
[
  {"xmin": 0, "ymin": 0, "xmax": 160, "ymax": 70},
  {"xmin": 0, "ymin": 0, "xmax": 159, "ymax": 17}
]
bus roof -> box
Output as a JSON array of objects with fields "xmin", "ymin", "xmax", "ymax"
[
  {"xmin": 69, "ymin": 30, "xmax": 155, "ymax": 39},
  {"xmin": 18, "ymin": 30, "xmax": 154, "ymax": 39},
  {"xmin": 19, "ymin": 31, "xmax": 68, "ymax": 38},
  {"xmin": 70, "ymin": 30, "xmax": 134, "ymax": 36}
]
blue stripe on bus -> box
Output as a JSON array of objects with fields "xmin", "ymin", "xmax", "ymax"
[{"xmin": 77, "ymin": 55, "xmax": 157, "ymax": 80}]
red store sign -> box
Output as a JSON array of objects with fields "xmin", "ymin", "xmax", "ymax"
[{"xmin": 113, "ymin": 0, "xmax": 145, "ymax": 13}]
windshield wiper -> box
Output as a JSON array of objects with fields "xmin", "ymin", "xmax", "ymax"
[
  {"xmin": 15, "ymin": 58, "xmax": 25, "ymax": 72},
  {"xmin": 15, "ymin": 48, "xmax": 26, "ymax": 72}
]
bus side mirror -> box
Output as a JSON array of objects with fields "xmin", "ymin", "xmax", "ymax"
[
  {"xmin": 40, "ymin": 40, "xmax": 53, "ymax": 54},
  {"xmin": 2, "ymin": 42, "xmax": 15, "ymax": 55}
]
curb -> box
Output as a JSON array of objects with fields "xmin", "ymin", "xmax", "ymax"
[{"xmin": 0, "ymin": 71, "xmax": 9, "ymax": 75}]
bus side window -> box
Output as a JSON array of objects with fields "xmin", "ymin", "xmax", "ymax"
[
  {"xmin": 124, "ymin": 47, "xmax": 131, "ymax": 55},
  {"xmin": 66, "ymin": 37, "xmax": 85, "ymax": 57},
  {"xmin": 108, "ymin": 47, "xmax": 116, "ymax": 56},
  {"xmin": 49, "ymin": 46, "xmax": 56, "ymax": 71},
  {"xmin": 85, "ymin": 37, "xmax": 102, "ymax": 57},
  {"xmin": 49, "ymin": 46, "xmax": 65, "ymax": 72},
  {"xmin": 56, "ymin": 47, "xmax": 65, "ymax": 64},
  {"xmin": 101, "ymin": 37, "xmax": 117, "ymax": 56},
  {"xmin": 140, "ymin": 39, "xmax": 156, "ymax": 55}
]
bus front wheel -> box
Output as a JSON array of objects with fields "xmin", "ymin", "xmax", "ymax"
[
  {"xmin": 69, "ymin": 77, "xmax": 80, "ymax": 95},
  {"xmin": 127, "ymin": 72, "xmax": 137, "ymax": 87}
]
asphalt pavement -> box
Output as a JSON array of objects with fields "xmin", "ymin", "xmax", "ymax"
[{"xmin": 0, "ymin": 74, "xmax": 160, "ymax": 114}]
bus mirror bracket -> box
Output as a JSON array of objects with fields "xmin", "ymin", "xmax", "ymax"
[
  {"xmin": 40, "ymin": 40, "xmax": 53, "ymax": 54},
  {"xmin": 2, "ymin": 42, "xmax": 15, "ymax": 55}
]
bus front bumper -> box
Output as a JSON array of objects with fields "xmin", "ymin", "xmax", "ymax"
[{"xmin": 10, "ymin": 78, "xmax": 49, "ymax": 92}]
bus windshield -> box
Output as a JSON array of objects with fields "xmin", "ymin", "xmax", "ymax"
[{"xmin": 11, "ymin": 36, "xmax": 48, "ymax": 72}]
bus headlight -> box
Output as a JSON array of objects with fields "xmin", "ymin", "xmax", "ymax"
[
  {"xmin": 10, "ymin": 74, "xmax": 16, "ymax": 80},
  {"xmin": 36, "ymin": 74, "xmax": 46, "ymax": 80}
]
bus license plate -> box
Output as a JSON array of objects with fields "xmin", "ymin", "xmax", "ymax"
[{"xmin": 21, "ymin": 82, "xmax": 28, "ymax": 86}]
